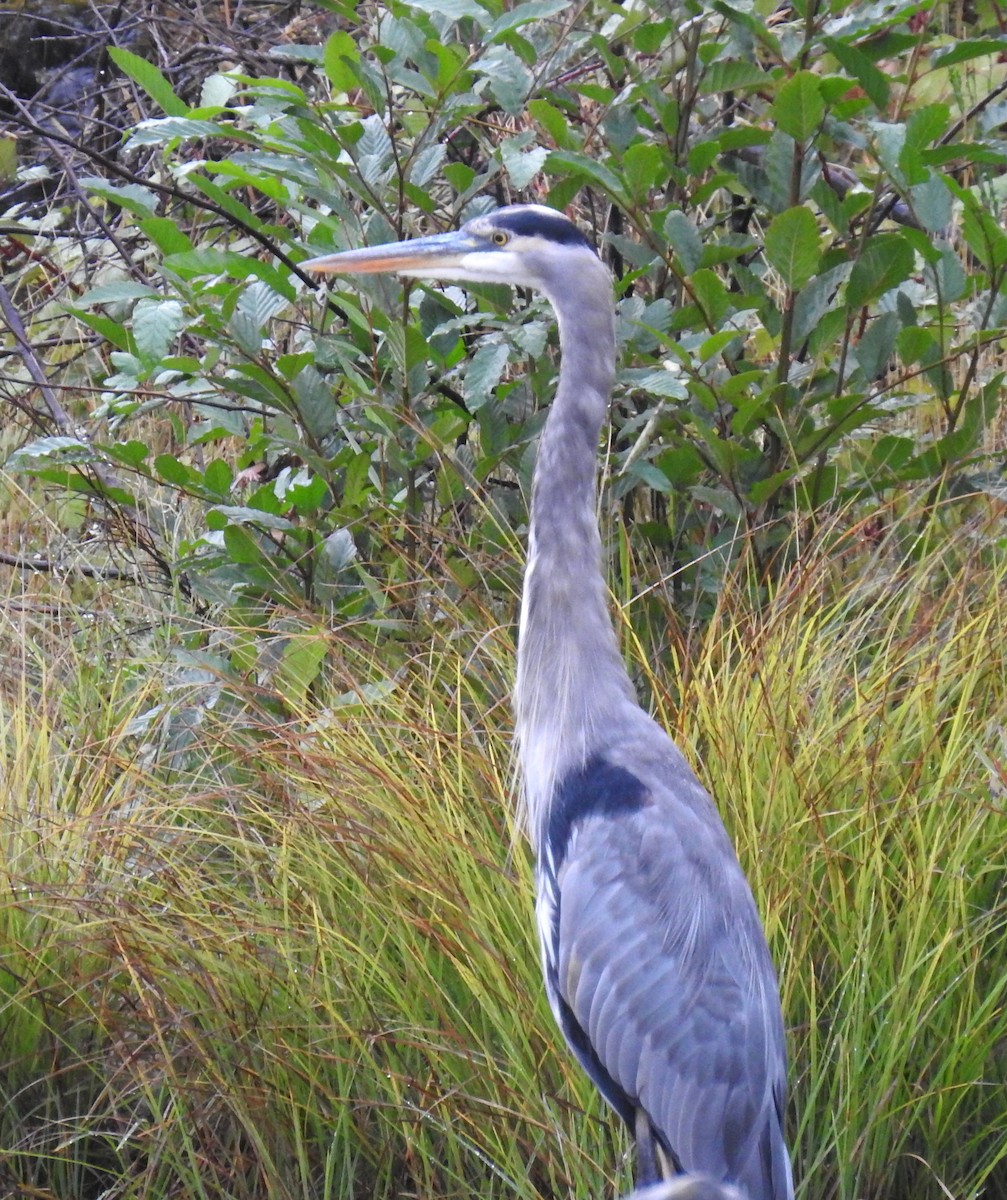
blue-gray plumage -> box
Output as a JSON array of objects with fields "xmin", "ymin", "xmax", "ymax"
[{"xmin": 303, "ymin": 204, "xmax": 794, "ymax": 1200}]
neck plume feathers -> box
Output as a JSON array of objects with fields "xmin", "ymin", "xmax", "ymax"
[{"xmin": 514, "ymin": 255, "xmax": 638, "ymax": 845}]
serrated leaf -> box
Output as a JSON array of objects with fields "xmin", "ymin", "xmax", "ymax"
[
  {"xmin": 76, "ymin": 282, "xmax": 160, "ymax": 307},
  {"xmin": 323, "ymin": 528, "xmax": 357, "ymax": 572},
  {"xmin": 6, "ymin": 436, "xmax": 95, "ymax": 470},
  {"xmin": 126, "ymin": 117, "xmax": 231, "ymax": 147},
  {"xmin": 229, "ymin": 310, "xmax": 263, "ymax": 357},
  {"xmin": 323, "ymin": 30, "xmax": 360, "ymax": 92},
  {"xmin": 109, "ymin": 47, "xmax": 187, "ymax": 116},
  {"xmin": 276, "ymin": 632, "xmax": 329, "ymax": 706},
  {"xmin": 910, "ymin": 174, "xmax": 952, "ymax": 233},
  {"xmin": 409, "ymin": 143, "xmax": 447, "ymax": 187},
  {"xmin": 237, "ymin": 280, "xmax": 289, "ymax": 328},
  {"xmin": 528, "ymin": 98, "xmax": 572, "ymax": 149},
  {"xmin": 931, "ymin": 37, "xmax": 1007, "ymax": 69},
  {"xmin": 665, "ymin": 211, "xmax": 703, "ymax": 273},
  {"xmin": 488, "ymin": 0, "xmax": 571, "ymax": 39},
  {"xmin": 465, "ymin": 343, "xmax": 510, "ymax": 410},
  {"xmin": 854, "ymin": 311, "xmax": 899, "ymax": 380},
  {"xmin": 773, "ymin": 71, "xmax": 825, "ymax": 141},
  {"xmin": 700, "ymin": 59, "xmax": 767, "ymax": 95},
  {"xmin": 477, "ymin": 45, "xmax": 531, "ymax": 115},
  {"xmin": 211, "ymin": 506, "xmax": 295, "ymax": 531},
  {"xmin": 846, "ymin": 234, "xmax": 915, "ymax": 308},
  {"xmin": 623, "ymin": 142, "xmax": 666, "ymax": 201},
  {"xmin": 294, "ymin": 366, "xmax": 336, "ymax": 441},
  {"xmin": 620, "ymin": 367, "xmax": 688, "ymax": 399},
  {"xmin": 358, "ymin": 115, "xmax": 394, "ymax": 187},
  {"xmin": 133, "ymin": 299, "xmax": 185, "ymax": 363},
  {"xmin": 83, "ymin": 178, "xmax": 159, "ymax": 217},
  {"xmin": 823, "ymin": 36, "xmax": 889, "ymax": 110},
  {"xmin": 765, "ymin": 206, "xmax": 820, "ymax": 291},
  {"xmin": 409, "ymin": 0, "xmax": 489, "ymax": 20},
  {"xmin": 500, "ymin": 139, "xmax": 548, "ymax": 189},
  {"xmin": 104, "ymin": 440, "xmax": 150, "ymax": 468},
  {"xmin": 545, "ymin": 150, "xmax": 624, "ymax": 196}
]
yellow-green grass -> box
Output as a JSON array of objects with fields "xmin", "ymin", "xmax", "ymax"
[{"xmin": 1, "ymin": 517, "xmax": 1005, "ymax": 1199}]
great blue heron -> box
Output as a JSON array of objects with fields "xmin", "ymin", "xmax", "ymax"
[{"xmin": 303, "ymin": 204, "xmax": 794, "ymax": 1200}]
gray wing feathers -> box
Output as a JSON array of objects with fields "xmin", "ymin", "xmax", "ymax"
[{"xmin": 554, "ymin": 782, "xmax": 789, "ymax": 1200}]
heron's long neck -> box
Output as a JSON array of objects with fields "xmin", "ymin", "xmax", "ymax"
[{"xmin": 515, "ymin": 267, "xmax": 637, "ymax": 842}]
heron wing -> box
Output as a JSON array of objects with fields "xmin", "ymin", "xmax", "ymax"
[{"xmin": 544, "ymin": 749, "xmax": 790, "ymax": 1200}]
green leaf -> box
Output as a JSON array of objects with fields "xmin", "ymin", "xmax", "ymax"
[
  {"xmin": 323, "ymin": 30, "xmax": 360, "ymax": 92},
  {"xmin": 127, "ymin": 117, "xmax": 231, "ymax": 146},
  {"xmin": 823, "ymin": 37, "xmax": 889, "ymax": 110},
  {"xmin": 699, "ymin": 59, "xmax": 768, "ymax": 95},
  {"xmin": 109, "ymin": 47, "xmax": 187, "ymax": 116},
  {"xmin": 773, "ymin": 72, "xmax": 825, "ymax": 141},
  {"xmin": 133, "ymin": 299, "xmax": 185, "ymax": 364},
  {"xmin": 499, "ymin": 139, "xmax": 548, "ymax": 189},
  {"xmin": 545, "ymin": 150, "xmax": 624, "ymax": 197},
  {"xmin": 163, "ymin": 249, "xmax": 296, "ymax": 302},
  {"xmin": 765, "ymin": 206, "xmax": 820, "ymax": 291},
  {"xmin": 947, "ymin": 179, "xmax": 1007, "ymax": 272},
  {"xmin": 83, "ymin": 178, "xmax": 159, "ymax": 217},
  {"xmin": 665, "ymin": 211, "xmax": 702, "ymax": 273},
  {"xmin": 0, "ymin": 134, "xmax": 15, "ymax": 183},
  {"xmin": 409, "ymin": 0, "xmax": 489, "ymax": 20},
  {"xmin": 204, "ymin": 459, "xmax": 233, "ymax": 497},
  {"xmin": 846, "ymin": 234, "xmax": 914, "ymax": 308},
  {"xmin": 294, "ymin": 366, "xmax": 337, "ymax": 441},
  {"xmin": 140, "ymin": 217, "xmax": 194, "ymax": 256},
  {"xmin": 465, "ymin": 343, "xmax": 510, "ymax": 410},
  {"xmin": 223, "ymin": 523, "xmax": 268, "ymax": 566},
  {"xmin": 276, "ymin": 632, "xmax": 329, "ymax": 706},
  {"xmin": 477, "ymin": 45, "xmax": 531, "ymax": 114},
  {"xmin": 6, "ymin": 436, "xmax": 95, "ymax": 470},
  {"xmin": 931, "ymin": 38, "xmax": 1007, "ymax": 69},
  {"xmin": 76, "ymin": 282, "xmax": 160, "ymax": 307},
  {"xmin": 104, "ymin": 440, "xmax": 150, "ymax": 468},
  {"xmin": 528, "ymin": 98, "xmax": 573, "ymax": 149},
  {"xmin": 855, "ymin": 311, "xmax": 899, "ymax": 380},
  {"xmin": 211, "ymin": 506, "xmax": 295, "ymax": 531},
  {"xmin": 488, "ymin": 0, "xmax": 571, "ymax": 40},
  {"xmin": 623, "ymin": 143, "xmax": 666, "ymax": 201},
  {"xmin": 155, "ymin": 454, "xmax": 199, "ymax": 488},
  {"xmin": 690, "ymin": 269, "xmax": 731, "ymax": 326},
  {"xmin": 910, "ymin": 174, "xmax": 952, "ymax": 233}
]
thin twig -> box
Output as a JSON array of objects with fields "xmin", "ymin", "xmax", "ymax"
[{"xmin": 0, "ymin": 550, "xmax": 142, "ymax": 582}]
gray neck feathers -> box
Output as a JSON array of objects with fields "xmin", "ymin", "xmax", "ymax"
[{"xmin": 514, "ymin": 254, "xmax": 638, "ymax": 846}]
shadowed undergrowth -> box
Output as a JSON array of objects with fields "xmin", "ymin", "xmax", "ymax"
[{"xmin": 0, "ymin": 517, "xmax": 1005, "ymax": 1200}]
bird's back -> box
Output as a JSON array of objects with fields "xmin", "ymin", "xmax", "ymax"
[{"xmin": 536, "ymin": 715, "xmax": 793, "ymax": 1200}]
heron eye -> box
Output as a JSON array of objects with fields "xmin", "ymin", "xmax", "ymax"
[{"xmin": 491, "ymin": 230, "xmax": 509, "ymax": 246}]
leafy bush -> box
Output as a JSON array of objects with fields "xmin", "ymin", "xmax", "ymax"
[
  {"xmin": 3, "ymin": 2, "xmax": 1007, "ymax": 1199},
  {"xmin": 7, "ymin": 0, "xmax": 1007, "ymax": 638}
]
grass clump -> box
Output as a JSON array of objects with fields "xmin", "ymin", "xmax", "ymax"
[{"xmin": 0, "ymin": 517, "xmax": 1005, "ymax": 1200}]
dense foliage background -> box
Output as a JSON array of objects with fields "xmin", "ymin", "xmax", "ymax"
[{"xmin": 1, "ymin": 1, "xmax": 1006, "ymax": 1198}]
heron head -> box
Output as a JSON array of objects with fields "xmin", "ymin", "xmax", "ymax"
[{"xmin": 301, "ymin": 204, "xmax": 603, "ymax": 297}]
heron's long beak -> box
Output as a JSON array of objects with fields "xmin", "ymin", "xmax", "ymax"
[{"xmin": 302, "ymin": 230, "xmax": 482, "ymax": 278}]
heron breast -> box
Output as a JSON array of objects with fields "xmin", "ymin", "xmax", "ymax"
[{"xmin": 544, "ymin": 757, "xmax": 651, "ymax": 877}]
